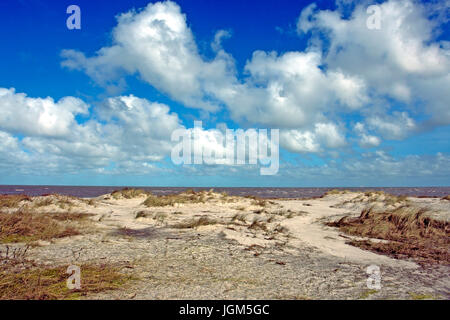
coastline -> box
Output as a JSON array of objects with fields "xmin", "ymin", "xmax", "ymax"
[{"xmin": 1, "ymin": 185, "xmax": 450, "ymax": 198}]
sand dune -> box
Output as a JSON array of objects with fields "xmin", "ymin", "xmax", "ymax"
[{"xmin": 1, "ymin": 190, "xmax": 448, "ymax": 299}]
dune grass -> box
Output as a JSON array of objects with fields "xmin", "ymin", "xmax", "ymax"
[
  {"xmin": 111, "ymin": 188, "xmax": 150, "ymax": 199},
  {"xmin": 336, "ymin": 191, "xmax": 409, "ymax": 207},
  {"xmin": 172, "ymin": 216, "xmax": 218, "ymax": 229},
  {"xmin": 142, "ymin": 191, "xmax": 207, "ymax": 207},
  {"xmin": 1, "ymin": 194, "xmax": 95, "ymax": 211},
  {"xmin": 0, "ymin": 211, "xmax": 91, "ymax": 243},
  {"xmin": 0, "ymin": 263, "xmax": 131, "ymax": 300},
  {"xmin": 323, "ymin": 189, "xmax": 352, "ymax": 196},
  {"xmin": 327, "ymin": 205, "xmax": 449, "ymax": 265},
  {"xmin": 0, "ymin": 195, "xmax": 32, "ymax": 208},
  {"xmin": 34, "ymin": 195, "xmax": 84, "ymax": 210}
]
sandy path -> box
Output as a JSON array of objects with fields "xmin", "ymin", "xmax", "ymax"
[{"xmin": 278, "ymin": 198, "xmax": 417, "ymax": 268}]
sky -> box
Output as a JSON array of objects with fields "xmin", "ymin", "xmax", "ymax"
[{"xmin": 0, "ymin": 0, "xmax": 449, "ymax": 187}]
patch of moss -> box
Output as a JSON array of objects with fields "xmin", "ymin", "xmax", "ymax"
[
  {"xmin": 359, "ymin": 289, "xmax": 379, "ymax": 299},
  {"xmin": 409, "ymin": 292, "xmax": 435, "ymax": 300}
]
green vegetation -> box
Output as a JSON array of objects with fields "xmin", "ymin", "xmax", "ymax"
[{"xmin": 409, "ymin": 292, "xmax": 435, "ymax": 300}]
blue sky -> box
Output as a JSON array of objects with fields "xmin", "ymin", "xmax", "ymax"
[{"xmin": 0, "ymin": 0, "xmax": 449, "ymax": 187}]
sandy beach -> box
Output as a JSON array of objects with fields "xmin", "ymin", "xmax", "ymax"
[{"xmin": 1, "ymin": 189, "xmax": 449, "ymax": 300}]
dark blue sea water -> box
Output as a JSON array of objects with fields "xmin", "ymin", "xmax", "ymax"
[{"xmin": 0, "ymin": 185, "xmax": 449, "ymax": 199}]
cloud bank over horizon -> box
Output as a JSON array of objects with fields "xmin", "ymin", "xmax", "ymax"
[{"xmin": 0, "ymin": 0, "xmax": 449, "ymax": 186}]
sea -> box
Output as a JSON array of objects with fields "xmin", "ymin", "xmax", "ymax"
[{"xmin": 0, "ymin": 185, "xmax": 449, "ymax": 199}]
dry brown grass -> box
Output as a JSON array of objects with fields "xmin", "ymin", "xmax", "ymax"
[
  {"xmin": 323, "ymin": 189, "xmax": 352, "ymax": 196},
  {"xmin": 142, "ymin": 195, "xmax": 180, "ymax": 207},
  {"xmin": 0, "ymin": 195, "xmax": 32, "ymax": 208},
  {"xmin": 142, "ymin": 191, "xmax": 207, "ymax": 207},
  {"xmin": 442, "ymin": 195, "xmax": 450, "ymax": 201},
  {"xmin": 111, "ymin": 188, "xmax": 150, "ymax": 199},
  {"xmin": 83, "ymin": 198, "xmax": 97, "ymax": 206},
  {"xmin": 0, "ymin": 194, "xmax": 96, "ymax": 211},
  {"xmin": 0, "ymin": 263, "xmax": 131, "ymax": 300},
  {"xmin": 172, "ymin": 216, "xmax": 218, "ymax": 229},
  {"xmin": 33, "ymin": 194, "xmax": 83, "ymax": 209},
  {"xmin": 32, "ymin": 197, "xmax": 55, "ymax": 208},
  {"xmin": 248, "ymin": 218, "xmax": 268, "ymax": 231},
  {"xmin": 251, "ymin": 198, "xmax": 268, "ymax": 207},
  {"xmin": 327, "ymin": 205, "xmax": 449, "ymax": 265},
  {"xmin": 364, "ymin": 191, "xmax": 407, "ymax": 202},
  {"xmin": 0, "ymin": 211, "xmax": 91, "ymax": 243}
]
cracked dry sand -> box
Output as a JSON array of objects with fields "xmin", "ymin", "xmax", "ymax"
[{"xmin": 7, "ymin": 191, "xmax": 450, "ymax": 299}]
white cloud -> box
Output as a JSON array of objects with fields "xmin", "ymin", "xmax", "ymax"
[
  {"xmin": 281, "ymin": 150, "xmax": 450, "ymax": 184},
  {"xmin": 367, "ymin": 112, "xmax": 416, "ymax": 140},
  {"xmin": 0, "ymin": 87, "xmax": 88, "ymax": 138},
  {"xmin": 52, "ymin": 0, "xmax": 449, "ymax": 161},
  {"xmin": 298, "ymin": 0, "xmax": 450, "ymax": 125},
  {"xmin": 343, "ymin": 151, "xmax": 450, "ymax": 179},
  {"xmin": 0, "ymin": 131, "xmax": 30, "ymax": 170},
  {"xmin": 280, "ymin": 130, "xmax": 320, "ymax": 153},
  {"xmin": 60, "ymin": 1, "xmax": 370, "ymax": 154},
  {"xmin": 212, "ymin": 30, "xmax": 232, "ymax": 52},
  {"xmin": 280, "ymin": 122, "xmax": 346, "ymax": 153},
  {"xmin": 224, "ymin": 50, "xmax": 368, "ymax": 129},
  {"xmin": 0, "ymin": 88, "xmax": 184, "ymax": 175},
  {"xmin": 97, "ymin": 95, "xmax": 183, "ymax": 162},
  {"xmin": 353, "ymin": 122, "xmax": 381, "ymax": 148},
  {"xmin": 61, "ymin": 1, "xmax": 236, "ymax": 112}
]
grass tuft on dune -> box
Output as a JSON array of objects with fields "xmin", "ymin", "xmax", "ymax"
[
  {"xmin": 327, "ymin": 205, "xmax": 449, "ymax": 265},
  {"xmin": 0, "ymin": 211, "xmax": 92, "ymax": 243},
  {"xmin": 111, "ymin": 188, "xmax": 150, "ymax": 199},
  {"xmin": 0, "ymin": 195, "xmax": 32, "ymax": 208},
  {"xmin": 0, "ymin": 263, "xmax": 131, "ymax": 300}
]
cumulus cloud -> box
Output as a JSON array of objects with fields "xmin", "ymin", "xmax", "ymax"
[
  {"xmin": 224, "ymin": 50, "xmax": 368, "ymax": 129},
  {"xmin": 97, "ymin": 95, "xmax": 182, "ymax": 161},
  {"xmin": 298, "ymin": 0, "xmax": 450, "ymax": 126},
  {"xmin": 353, "ymin": 122, "xmax": 381, "ymax": 148},
  {"xmin": 0, "ymin": 131, "xmax": 30, "ymax": 170},
  {"xmin": 0, "ymin": 88, "xmax": 88, "ymax": 138},
  {"xmin": 280, "ymin": 122, "xmax": 346, "ymax": 153},
  {"xmin": 60, "ymin": 0, "xmax": 450, "ymax": 157},
  {"xmin": 0, "ymin": 88, "xmax": 279, "ymax": 175},
  {"xmin": 60, "ymin": 1, "xmax": 371, "ymax": 153},
  {"xmin": 366, "ymin": 112, "xmax": 417, "ymax": 140},
  {"xmin": 0, "ymin": 88, "xmax": 184, "ymax": 175},
  {"xmin": 61, "ymin": 1, "xmax": 236, "ymax": 112},
  {"xmin": 3, "ymin": 0, "xmax": 447, "ymax": 182}
]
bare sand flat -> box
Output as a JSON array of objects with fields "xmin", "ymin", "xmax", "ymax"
[{"xmin": 1, "ymin": 190, "xmax": 449, "ymax": 300}]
